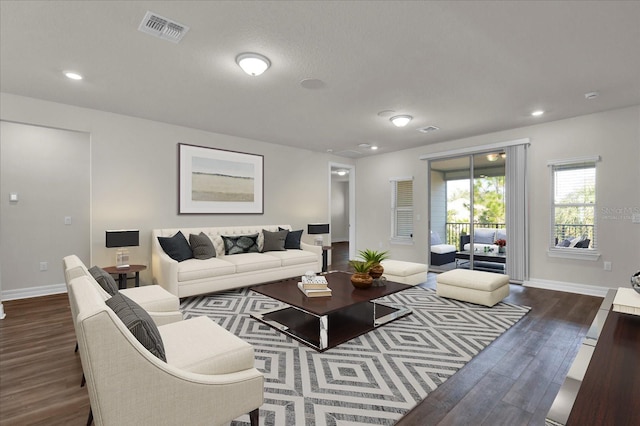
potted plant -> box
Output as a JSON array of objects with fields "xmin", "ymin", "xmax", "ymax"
[
  {"xmin": 495, "ymin": 239, "xmax": 506, "ymax": 253},
  {"xmin": 349, "ymin": 260, "xmax": 374, "ymax": 288},
  {"xmin": 358, "ymin": 249, "xmax": 390, "ymax": 279}
]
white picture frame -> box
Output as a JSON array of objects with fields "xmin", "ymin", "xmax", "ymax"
[{"xmin": 178, "ymin": 143, "xmax": 264, "ymax": 214}]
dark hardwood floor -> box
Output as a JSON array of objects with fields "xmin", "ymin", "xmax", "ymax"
[{"xmin": 0, "ymin": 242, "xmax": 602, "ymax": 425}]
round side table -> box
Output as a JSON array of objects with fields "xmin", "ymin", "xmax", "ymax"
[{"xmin": 102, "ymin": 265, "xmax": 147, "ymax": 289}]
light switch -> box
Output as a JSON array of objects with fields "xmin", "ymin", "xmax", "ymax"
[
  {"xmin": 64, "ymin": 216, "xmax": 72, "ymax": 225},
  {"xmin": 633, "ymin": 213, "xmax": 640, "ymax": 224},
  {"xmin": 9, "ymin": 193, "xmax": 18, "ymax": 202}
]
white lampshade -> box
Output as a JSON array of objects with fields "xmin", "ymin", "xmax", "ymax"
[
  {"xmin": 390, "ymin": 115, "xmax": 412, "ymax": 127},
  {"xmin": 236, "ymin": 53, "xmax": 271, "ymax": 76}
]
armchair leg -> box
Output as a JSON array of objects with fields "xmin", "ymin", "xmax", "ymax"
[
  {"xmin": 86, "ymin": 407, "xmax": 93, "ymax": 426},
  {"xmin": 75, "ymin": 341, "xmax": 79, "ymax": 352},
  {"xmin": 249, "ymin": 408, "xmax": 259, "ymax": 426},
  {"xmin": 80, "ymin": 373, "xmax": 86, "ymax": 387}
]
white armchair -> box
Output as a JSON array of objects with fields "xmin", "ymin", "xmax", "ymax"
[{"xmin": 69, "ymin": 276, "xmax": 264, "ymax": 426}]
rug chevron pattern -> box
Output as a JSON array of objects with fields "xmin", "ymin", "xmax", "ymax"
[{"xmin": 180, "ymin": 286, "xmax": 530, "ymax": 425}]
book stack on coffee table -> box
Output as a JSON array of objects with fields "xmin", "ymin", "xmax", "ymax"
[{"xmin": 298, "ymin": 275, "xmax": 332, "ymax": 297}]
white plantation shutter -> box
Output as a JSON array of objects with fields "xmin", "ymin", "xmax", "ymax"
[
  {"xmin": 391, "ymin": 177, "xmax": 413, "ymax": 242},
  {"xmin": 550, "ymin": 158, "xmax": 598, "ymax": 249}
]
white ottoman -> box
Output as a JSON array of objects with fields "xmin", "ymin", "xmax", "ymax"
[
  {"xmin": 381, "ymin": 260, "xmax": 428, "ymax": 286},
  {"xmin": 436, "ymin": 269, "xmax": 510, "ymax": 307}
]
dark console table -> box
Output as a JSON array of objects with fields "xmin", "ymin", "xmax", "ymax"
[{"xmin": 566, "ymin": 310, "xmax": 640, "ymax": 425}]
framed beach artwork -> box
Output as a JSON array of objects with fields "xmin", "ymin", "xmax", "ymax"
[{"xmin": 178, "ymin": 143, "xmax": 264, "ymax": 214}]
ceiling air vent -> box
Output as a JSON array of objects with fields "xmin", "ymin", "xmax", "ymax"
[
  {"xmin": 417, "ymin": 126, "xmax": 440, "ymax": 133},
  {"xmin": 138, "ymin": 11, "xmax": 189, "ymax": 43}
]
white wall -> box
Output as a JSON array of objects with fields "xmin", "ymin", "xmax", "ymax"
[
  {"xmin": 331, "ymin": 178, "xmax": 349, "ymax": 242},
  {"xmin": 0, "ymin": 93, "xmax": 353, "ymax": 294},
  {"xmin": 355, "ymin": 105, "xmax": 640, "ymax": 292},
  {"xmin": 1, "ymin": 122, "xmax": 90, "ymax": 296}
]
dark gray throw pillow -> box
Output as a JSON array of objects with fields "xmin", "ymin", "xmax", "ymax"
[
  {"xmin": 88, "ymin": 265, "xmax": 119, "ymax": 295},
  {"xmin": 262, "ymin": 229, "xmax": 287, "ymax": 252},
  {"xmin": 189, "ymin": 232, "xmax": 216, "ymax": 259},
  {"xmin": 222, "ymin": 234, "xmax": 259, "ymax": 255},
  {"xmin": 280, "ymin": 227, "xmax": 303, "ymax": 250},
  {"xmin": 106, "ymin": 293, "xmax": 166, "ymax": 362},
  {"xmin": 157, "ymin": 231, "xmax": 193, "ymax": 262}
]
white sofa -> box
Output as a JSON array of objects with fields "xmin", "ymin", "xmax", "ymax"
[
  {"xmin": 460, "ymin": 227, "xmax": 507, "ymax": 253},
  {"xmin": 152, "ymin": 225, "xmax": 322, "ymax": 298},
  {"xmin": 68, "ymin": 274, "xmax": 264, "ymax": 426}
]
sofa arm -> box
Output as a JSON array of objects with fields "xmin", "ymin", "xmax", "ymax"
[
  {"xmin": 151, "ymin": 237, "xmax": 180, "ymax": 297},
  {"xmin": 301, "ymin": 241, "xmax": 323, "ymax": 272}
]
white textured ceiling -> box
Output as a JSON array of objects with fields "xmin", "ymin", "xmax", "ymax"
[{"xmin": 2, "ymin": 1, "xmax": 639, "ymax": 157}]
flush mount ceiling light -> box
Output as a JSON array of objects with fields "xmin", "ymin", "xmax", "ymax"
[
  {"xmin": 531, "ymin": 110, "xmax": 544, "ymax": 117},
  {"xmin": 371, "ymin": 145, "xmax": 378, "ymax": 150},
  {"xmin": 236, "ymin": 52, "xmax": 271, "ymax": 76},
  {"xmin": 390, "ymin": 115, "xmax": 412, "ymax": 127},
  {"xmin": 64, "ymin": 71, "xmax": 83, "ymax": 80},
  {"xmin": 486, "ymin": 153, "xmax": 500, "ymax": 162},
  {"xmin": 337, "ymin": 170, "xmax": 347, "ymax": 176}
]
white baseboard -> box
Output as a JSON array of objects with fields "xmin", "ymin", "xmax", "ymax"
[
  {"xmin": 524, "ymin": 278, "xmax": 609, "ymax": 297},
  {"xmin": 1, "ymin": 283, "xmax": 67, "ymax": 301}
]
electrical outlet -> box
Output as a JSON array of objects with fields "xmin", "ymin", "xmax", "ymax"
[
  {"xmin": 39, "ymin": 262, "xmax": 48, "ymax": 271},
  {"xmin": 604, "ymin": 261, "xmax": 612, "ymax": 271}
]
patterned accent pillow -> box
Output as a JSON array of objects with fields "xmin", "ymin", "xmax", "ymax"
[
  {"xmin": 88, "ymin": 265, "xmax": 119, "ymax": 295},
  {"xmin": 222, "ymin": 234, "xmax": 259, "ymax": 255},
  {"xmin": 189, "ymin": 232, "xmax": 216, "ymax": 259},
  {"xmin": 262, "ymin": 229, "xmax": 287, "ymax": 252},
  {"xmin": 106, "ymin": 293, "xmax": 166, "ymax": 362},
  {"xmin": 279, "ymin": 227, "xmax": 303, "ymax": 250},
  {"xmin": 157, "ymin": 231, "xmax": 193, "ymax": 262}
]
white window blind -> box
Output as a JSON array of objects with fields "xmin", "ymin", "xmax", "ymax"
[
  {"xmin": 391, "ymin": 177, "xmax": 413, "ymax": 242},
  {"xmin": 550, "ymin": 158, "xmax": 597, "ymax": 249}
]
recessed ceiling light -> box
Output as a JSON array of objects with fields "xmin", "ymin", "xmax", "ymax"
[
  {"xmin": 64, "ymin": 71, "xmax": 83, "ymax": 80},
  {"xmin": 377, "ymin": 110, "xmax": 395, "ymax": 117},
  {"xmin": 300, "ymin": 78, "xmax": 325, "ymax": 89},
  {"xmin": 531, "ymin": 110, "xmax": 544, "ymax": 117},
  {"xmin": 236, "ymin": 52, "xmax": 271, "ymax": 76},
  {"xmin": 390, "ymin": 115, "xmax": 412, "ymax": 127},
  {"xmin": 337, "ymin": 170, "xmax": 347, "ymax": 176},
  {"xmin": 585, "ymin": 91, "xmax": 599, "ymax": 100},
  {"xmin": 358, "ymin": 143, "xmax": 371, "ymax": 148}
]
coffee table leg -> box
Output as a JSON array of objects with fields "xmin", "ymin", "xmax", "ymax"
[{"xmin": 319, "ymin": 315, "xmax": 328, "ymax": 350}]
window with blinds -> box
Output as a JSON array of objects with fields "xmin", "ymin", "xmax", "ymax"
[
  {"xmin": 391, "ymin": 177, "xmax": 413, "ymax": 243},
  {"xmin": 550, "ymin": 158, "xmax": 597, "ymax": 250}
]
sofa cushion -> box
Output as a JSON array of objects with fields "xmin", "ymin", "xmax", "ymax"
[
  {"xmin": 189, "ymin": 232, "xmax": 216, "ymax": 260},
  {"xmin": 159, "ymin": 316, "xmax": 254, "ymax": 374},
  {"xmin": 120, "ymin": 285, "xmax": 180, "ymax": 312},
  {"xmin": 280, "ymin": 227, "xmax": 303, "ymax": 249},
  {"xmin": 262, "ymin": 249, "xmax": 319, "ymax": 267},
  {"xmin": 88, "ymin": 266, "xmax": 119, "ymax": 295},
  {"xmin": 158, "ymin": 231, "xmax": 193, "ymax": 262},
  {"xmin": 106, "ymin": 293, "xmax": 166, "ymax": 362},
  {"xmin": 430, "ymin": 230, "xmax": 443, "ymax": 245},
  {"xmin": 474, "ymin": 228, "xmax": 497, "ymax": 244},
  {"xmin": 261, "ymin": 229, "xmax": 287, "ymax": 252},
  {"xmin": 177, "ymin": 258, "xmax": 236, "ymax": 282},
  {"xmin": 495, "ymin": 228, "xmax": 507, "ymax": 242},
  {"xmin": 222, "ymin": 234, "xmax": 259, "ymax": 255},
  {"xmin": 222, "ymin": 253, "xmax": 281, "ymax": 273}
]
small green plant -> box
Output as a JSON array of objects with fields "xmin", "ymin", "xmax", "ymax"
[
  {"xmin": 358, "ymin": 249, "xmax": 389, "ymax": 264},
  {"xmin": 349, "ymin": 260, "xmax": 373, "ymax": 273}
]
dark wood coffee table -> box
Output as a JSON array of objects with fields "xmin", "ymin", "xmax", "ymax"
[{"xmin": 250, "ymin": 271, "xmax": 412, "ymax": 351}]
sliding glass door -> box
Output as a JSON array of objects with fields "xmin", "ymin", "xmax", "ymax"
[{"xmin": 428, "ymin": 151, "xmax": 506, "ymax": 274}]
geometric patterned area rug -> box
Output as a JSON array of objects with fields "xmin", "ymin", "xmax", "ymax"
[{"xmin": 180, "ymin": 286, "xmax": 530, "ymax": 425}]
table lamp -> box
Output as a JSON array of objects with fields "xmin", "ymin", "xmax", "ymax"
[
  {"xmin": 106, "ymin": 230, "xmax": 139, "ymax": 268},
  {"xmin": 307, "ymin": 223, "xmax": 330, "ymax": 246}
]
